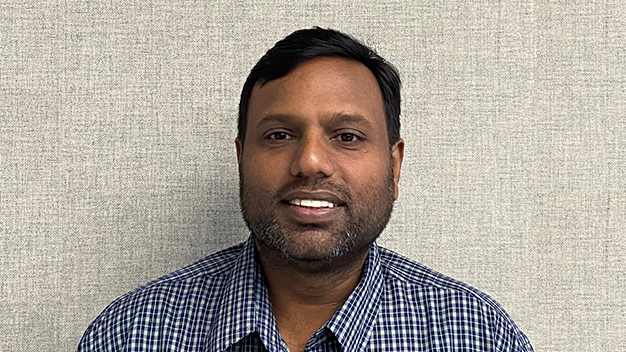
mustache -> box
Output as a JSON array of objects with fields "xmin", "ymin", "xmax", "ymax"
[{"xmin": 274, "ymin": 178, "xmax": 353, "ymax": 204}]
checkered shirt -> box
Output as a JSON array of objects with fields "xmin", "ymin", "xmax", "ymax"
[{"xmin": 78, "ymin": 235, "xmax": 534, "ymax": 351}]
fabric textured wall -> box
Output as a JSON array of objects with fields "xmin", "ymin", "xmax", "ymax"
[{"xmin": 1, "ymin": 1, "xmax": 624, "ymax": 351}]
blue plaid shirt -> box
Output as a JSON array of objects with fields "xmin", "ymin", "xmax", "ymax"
[{"xmin": 79, "ymin": 235, "xmax": 533, "ymax": 351}]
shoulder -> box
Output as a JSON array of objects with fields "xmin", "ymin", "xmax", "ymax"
[
  {"xmin": 124, "ymin": 241, "xmax": 245, "ymax": 299},
  {"xmin": 376, "ymin": 246, "xmax": 534, "ymax": 351},
  {"xmin": 378, "ymin": 245, "xmax": 488, "ymax": 295},
  {"xmin": 78, "ymin": 242, "xmax": 246, "ymax": 351}
]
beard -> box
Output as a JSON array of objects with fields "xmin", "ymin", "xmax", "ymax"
[{"xmin": 239, "ymin": 163, "xmax": 396, "ymax": 272}]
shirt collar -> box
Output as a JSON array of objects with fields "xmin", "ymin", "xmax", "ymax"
[
  {"xmin": 206, "ymin": 236, "xmax": 384, "ymax": 352},
  {"xmin": 206, "ymin": 235, "xmax": 260, "ymax": 352},
  {"xmin": 324, "ymin": 243, "xmax": 384, "ymax": 352}
]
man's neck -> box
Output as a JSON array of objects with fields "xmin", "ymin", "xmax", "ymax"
[{"xmin": 257, "ymin": 245, "xmax": 368, "ymax": 352}]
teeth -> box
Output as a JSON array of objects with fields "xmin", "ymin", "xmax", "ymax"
[{"xmin": 289, "ymin": 199, "xmax": 337, "ymax": 208}]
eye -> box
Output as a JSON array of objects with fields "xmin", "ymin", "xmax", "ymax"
[
  {"xmin": 332, "ymin": 131, "xmax": 365, "ymax": 148},
  {"xmin": 339, "ymin": 133, "xmax": 358, "ymax": 142},
  {"xmin": 267, "ymin": 131, "xmax": 290, "ymax": 140}
]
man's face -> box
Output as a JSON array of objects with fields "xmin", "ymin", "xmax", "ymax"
[{"xmin": 237, "ymin": 56, "xmax": 403, "ymax": 268}]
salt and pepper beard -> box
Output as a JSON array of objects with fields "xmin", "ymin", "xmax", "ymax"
[{"xmin": 239, "ymin": 161, "xmax": 396, "ymax": 273}]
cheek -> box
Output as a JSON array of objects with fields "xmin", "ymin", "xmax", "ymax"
[
  {"xmin": 241, "ymin": 153, "xmax": 288, "ymax": 190},
  {"xmin": 340, "ymin": 155, "xmax": 391, "ymax": 190}
]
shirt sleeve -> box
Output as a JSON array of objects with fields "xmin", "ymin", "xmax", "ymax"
[{"xmin": 77, "ymin": 292, "xmax": 135, "ymax": 352}]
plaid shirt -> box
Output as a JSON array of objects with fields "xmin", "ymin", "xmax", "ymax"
[{"xmin": 79, "ymin": 235, "xmax": 534, "ymax": 351}]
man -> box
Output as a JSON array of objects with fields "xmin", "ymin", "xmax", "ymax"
[{"xmin": 79, "ymin": 27, "xmax": 533, "ymax": 352}]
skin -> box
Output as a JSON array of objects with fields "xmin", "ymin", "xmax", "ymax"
[{"xmin": 236, "ymin": 56, "xmax": 404, "ymax": 352}]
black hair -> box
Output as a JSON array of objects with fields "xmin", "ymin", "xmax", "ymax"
[{"xmin": 237, "ymin": 27, "xmax": 401, "ymax": 147}]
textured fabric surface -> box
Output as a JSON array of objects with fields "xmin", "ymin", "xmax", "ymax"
[
  {"xmin": 1, "ymin": 1, "xmax": 624, "ymax": 351},
  {"xmin": 78, "ymin": 235, "xmax": 533, "ymax": 352}
]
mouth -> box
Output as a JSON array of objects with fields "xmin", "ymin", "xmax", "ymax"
[
  {"xmin": 279, "ymin": 190, "xmax": 347, "ymax": 223},
  {"xmin": 281, "ymin": 190, "xmax": 346, "ymax": 208},
  {"xmin": 287, "ymin": 199, "xmax": 340, "ymax": 208}
]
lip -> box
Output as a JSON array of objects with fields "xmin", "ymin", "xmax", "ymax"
[
  {"xmin": 281, "ymin": 202, "xmax": 344, "ymax": 224},
  {"xmin": 280, "ymin": 190, "xmax": 346, "ymax": 224},
  {"xmin": 281, "ymin": 190, "xmax": 345, "ymax": 206}
]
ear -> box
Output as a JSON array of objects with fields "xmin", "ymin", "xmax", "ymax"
[
  {"xmin": 391, "ymin": 138, "xmax": 404, "ymax": 200},
  {"xmin": 235, "ymin": 138, "xmax": 243, "ymax": 163}
]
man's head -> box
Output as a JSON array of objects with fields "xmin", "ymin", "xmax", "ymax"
[
  {"xmin": 236, "ymin": 27, "xmax": 404, "ymax": 272},
  {"xmin": 238, "ymin": 27, "xmax": 401, "ymax": 149}
]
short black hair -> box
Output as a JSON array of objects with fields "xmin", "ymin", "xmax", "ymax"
[{"xmin": 237, "ymin": 27, "xmax": 401, "ymax": 147}]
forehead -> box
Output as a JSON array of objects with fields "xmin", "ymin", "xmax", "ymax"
[{"xmin": 247, "ymin": 56, "xmax": 386, "ymax": 130}]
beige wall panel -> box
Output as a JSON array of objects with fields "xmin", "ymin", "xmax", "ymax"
[{"xmin": 1, "ymin": 0, "xmax": 624, "ymax": 351}]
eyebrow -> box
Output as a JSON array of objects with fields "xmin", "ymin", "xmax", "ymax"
[
  {"xmin": 328, "ymin": 112, "xmax": 374, "ymax": 128},
  {"xmin": 256, "ymin": 114, "xmax": 294, "ymax": 128}
]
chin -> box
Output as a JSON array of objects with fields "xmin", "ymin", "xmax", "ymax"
[{"xmin": 280, "ymin": 229, "xmax": 349, "ymax": 259}]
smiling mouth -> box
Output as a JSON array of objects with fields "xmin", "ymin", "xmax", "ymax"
[{"xmin": 287, "ymin": 199, "xmax": 340, "ymax": 208}]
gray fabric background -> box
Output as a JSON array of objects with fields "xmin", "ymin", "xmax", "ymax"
[{"xmin": 1, "ymin": 0, "xmax": 624, "ymax": 351}]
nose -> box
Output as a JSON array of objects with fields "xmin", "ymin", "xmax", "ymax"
[{"xmin": 290, "ymin": 133, "xmax": 334, "ymax": 179}]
